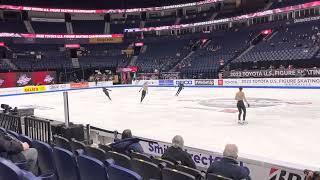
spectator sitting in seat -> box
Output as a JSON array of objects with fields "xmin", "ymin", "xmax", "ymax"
[
  {"xmin": 162, "ymin": 135, "xmax": 196, "ymax": 169},
  {"xmin": 305, "ymin": 170, "xmax": 320, "ymax": 180},
  {"xmin": 0, "ymin": 131, "xmax": 38, "ymax": 175},
  {"xmin": 111, "ymin": 129, "xmax": 144, "ymax": 155},
  {"xmin": 207, "ymin": 144, "xmax": 251, "ymax": 180}
]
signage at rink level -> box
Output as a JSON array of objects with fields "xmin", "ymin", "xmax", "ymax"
[
  {"xmin": 140, "ymin": 141, "xmax": 306, "ymax": 180},
  {"xmin": 23, "ymin": 85, "xmax": 46, "ymax": 92},
  {"xmin": 224, "ymin": 68, "xmax": 320, "ymax": 78},
  {"xmin": 220, "ymin": 78, "xmax": 320, "ymax": 87}
]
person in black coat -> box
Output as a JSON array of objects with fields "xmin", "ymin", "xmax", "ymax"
[
  {"xmin": 175, "ymin": 82, "xmax": 184, "ymax": 96},
  {"xmin": 102, "ymin": 87, "xmax": 112, "ymax": 101},
  {"xmin": 111, "ymin": 129, "xmax": 144, "ymax": 155},
  {"xmin": 162, "ymin": 135, "xmax": 196, "ymax": 169},
  {"xmin": 0, "ymin": 131, "xmax": 38, "ymax": 174},
  {"xmin": 207, "ymin": 144, "xmax": 251, "ymax": 180}
]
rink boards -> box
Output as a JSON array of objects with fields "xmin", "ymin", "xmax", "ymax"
[
  {"xmin": 1, "ymin": 77, "xmax": 320, "ymax": 180},
  {"xmin": 1, "ymin": 77, "xmax": 320, "ymax": 97}
]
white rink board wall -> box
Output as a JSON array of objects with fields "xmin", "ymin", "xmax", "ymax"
[{"xmin": 133, "ymin": 78, "xmax": 320, "ymax": 88}]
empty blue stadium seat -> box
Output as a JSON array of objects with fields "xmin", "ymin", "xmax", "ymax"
[
  {"xmin": 77, "ymin": 154, "xmax": 108, "ymax": 180},
  {"xmin": 206, "ymin": 173, "xmax": 233, "ymax": 180},
  {"xmin": 0, "ymin": 157, "xmax": 24, "ymax": 180},
  {"xmin": 70, "ymin": 138, "xmax": 86, "ymax": 153},
  {"xmin": 105, "ymin": 151, "xmax": 131, "ymax": 170},
  {"xmin": 0, "ymin": 127, "xmax": 5, "ymax": 133},
  {"xmin": 130, "ymin": 158, "xmax": 161, "ymax": 180},
  {"xmin": 162, "ymin": 168, "xmax": 196, "ymax": 180},
  {"xmin": 53, "ymin": 147, "xmax": 79, "ymax": 180},
  {"xmin": 7, "ymin": 130, "xmax": 19, "ymax": 138},
  {"xmin": 85, "ymin": 146, "xmax": 107, "ymax": 162},
  {"xmin": 32, "ymin": 140, "xmax": 57, "ymax": 179},
  {"xmin": 107, "ymin": 164, "xmax": 142, "ymax": 180},
  {"xmin": 53, "ymin": 135, "xmax": 72, "ymax": 152},
  {"xmin": 0, "ymin": 157, "xmax": 54, "ymax": 180}
]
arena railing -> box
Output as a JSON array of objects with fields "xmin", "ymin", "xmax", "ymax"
[
  {"xmin": 89, "ymin": 125, "xmax": 158, "ymax": 144},
  {"xmin": 24, "ymin": 116, "xmax": 52, "ymax": 144},
  {"xmin": 0, "ymin": 113, "xmax": 22, "ymax": 134},
  {"xmin": 0, "ymin": 0, "xmax": 221, "ymax": 14}
]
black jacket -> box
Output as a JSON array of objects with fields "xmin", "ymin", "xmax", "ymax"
[
  {"xmin": 0, "ymin": 131, "xmax": 25, "ymax": 162},
  {"xmin": 207, "ymin": 157, "xmax": 250, "ymax": 180},
  {"xmin": 111, "ymin": 138, "xmax": 144, "ymax": 155},
  {"xmin": 162, "ymin": 146, "xmax": 196, "ymax": 169}
]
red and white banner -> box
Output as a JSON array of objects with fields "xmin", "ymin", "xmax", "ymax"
[
  {"xmin": 117, "ymin": 66, "xmax": 138, "ymax": 72},
  {"xmin": 70, "ymin": 82, "xmax": 89, "ymax": 89},
  {"xmin": 0, "ymin": 71, "xmax": 56, "ymax": 88},
  {"xmin": 0, "ymin": 0, "xmax": 222, "ymax": 14},
  {"xmin": 0, "ymin": 33, "xmax": 123, "ymax": 39},
  {"xmin": 65, "ymin": 44, "xmax": 80, "ymax": 48}
]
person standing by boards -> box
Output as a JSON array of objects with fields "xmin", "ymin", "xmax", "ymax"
[{"xmin": 235, "ymin": 87, "xmax": 250, "ymax": 124}]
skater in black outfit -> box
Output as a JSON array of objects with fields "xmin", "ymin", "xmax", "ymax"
[
  {"xmin": 235, "ymin": 87, "xmax": 250, "ymax": 124},
  {"xmin": 102, "ymin": 87, "xmax": 112, "ymax": 101},
  {"xmin": 175, "ymin": 82, "xmax": 184, "ymax": 96},
  {"xmin": 139, "ymin": 82, "xmax": 148, "ymax": 103}
]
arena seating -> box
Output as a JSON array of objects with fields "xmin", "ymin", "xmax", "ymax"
[
  {"xmin": 180, "ymin": 10, "xmax": 214, "ymax": 25},
  {"xmin": 53, "ymin": 147, "xmax": 80, "ymax": 180},
  {"xmin": 78, "ymin": 44, "xmax": 130, "ymax": 68},
  {"xmin": 2, "ymin": 126, "xmax": 238, "ymax": 180},
  {"xmin": 0, "ymin": 0, "xmax": 319, "ymax": 77},
  {"xmin": 270, "ymin": 0, "xmax": 314, "ymax": 9},
  {"xmin": 0, "ymin": 20, "xmax": 28, "ymax": 33},
  {"xmin": 0, "ymin": 60, "xmax": 12, "ymax": 71},
  {"xmin": 135, "ymin": 36, "xmax": 193, "ymax": 73},
  {"xmin": 31, "ymin": 22, "xmax": 67, "ymax": 34},
  {"xmin": 233, "ymin": 21, "xmax": 320, "ymax": 69},
  {"xmin": 178, "ymin": 29, "xmax": 254, "ymax": 78},
  {"xmin": 110, "ymin": 21, "xmax": 140, "ymax": 34},
  {"xmin": 145, "ymin": 16, "xmax": 176, "ymax": 27},
  {"xmin": 8, "ymin": 44, "xmax": 64, "ymax": 62},
  {"xmin": 72, "ymin": 20, "xmax": 105, "ymax": 34}
]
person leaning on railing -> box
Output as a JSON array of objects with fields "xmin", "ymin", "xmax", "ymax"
[{"xmin": 111, "ymin": 129, "xmax": 144, "ymax": 155}]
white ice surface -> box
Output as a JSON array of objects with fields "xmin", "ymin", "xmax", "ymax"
[{"xmin": 1, "ymin": 87, "xmax": 319, "ymax": 168}]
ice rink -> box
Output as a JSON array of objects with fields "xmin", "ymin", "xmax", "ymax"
[{"xmin": 1, "ymin": 87, "xmax": 319, "ymax": 168}]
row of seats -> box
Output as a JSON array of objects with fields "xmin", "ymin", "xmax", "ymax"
[
  {"xmin": 53, "ymin": 135, "xmax": 205, "ymax": 180},
  {"xmin": 233, "ymin": 21, "xmax": 320, "ymax": 66},
  {"xmin": 1, "ymin": 126, "xmax": 233, "ymax": 180},
  {"xmin": 135, "ymin": 37, "xmax": 193, "ymax": 72},
  {"xmin": 0, "ymin": 128, "xmax": 143, "ymax": 180}
]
